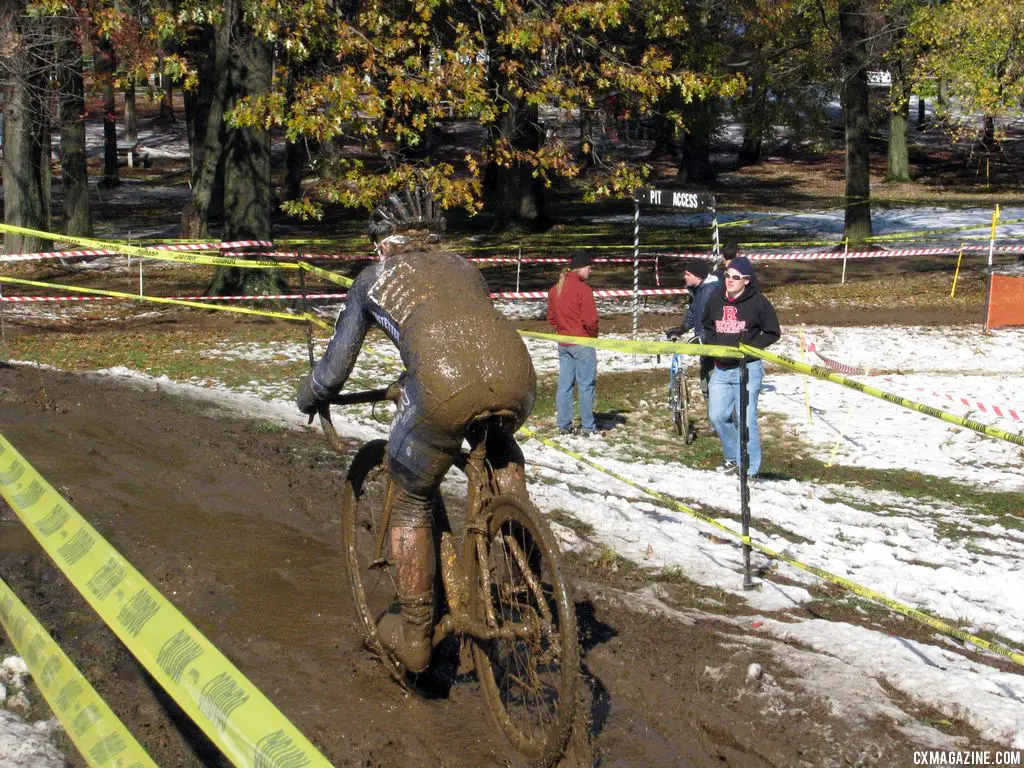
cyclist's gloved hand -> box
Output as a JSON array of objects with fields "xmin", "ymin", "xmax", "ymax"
[{"xmin": 296, "ymin": 374, "xmax": 317, "ymax": 416}]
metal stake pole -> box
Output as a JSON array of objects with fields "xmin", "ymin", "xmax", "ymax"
[
  {"xmin": 299, "ymin": 259, "xmax": 315, "ymax": 369},
  {"xmin": 841, "ymin": 237, "xmax": 849, "ymax": 284},
  {"xmin": 632, "ymin": 197, "xmax": 640, "ymax": 338},
  {"xmin": 0, "ymin": 285, "xmax": 6, "ymax": 344},
  {"xmin": 739, "ymin": 359, "xmax": 755, "ymax": 590},
  {"xmin": 988, "ymin": 204, "xmax": 999, "ymax": 268}
]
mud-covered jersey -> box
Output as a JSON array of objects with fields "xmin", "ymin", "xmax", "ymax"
[{"xmin": 309, "ymin": 247, "xmax": 536, "ymax": 428}]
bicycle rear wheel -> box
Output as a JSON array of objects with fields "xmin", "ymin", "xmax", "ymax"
[
  {"xmin": 469, "ymin": 495, "xmax": 580, "ymax": 767},
  {"xmin": 340, "ymin": 439, "xmax": 404, "ymax": 683}
]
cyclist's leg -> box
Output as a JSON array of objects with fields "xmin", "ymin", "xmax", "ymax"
[{"xmin": 380, "ymin": 397, "xmax": 461, "ymax": 672}]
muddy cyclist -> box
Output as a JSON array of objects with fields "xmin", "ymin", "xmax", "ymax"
[{"xmin": 296, "ymin": 186, "xmax": 537, "ymax": 674}]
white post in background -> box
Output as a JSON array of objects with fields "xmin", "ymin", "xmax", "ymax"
[
  {"xmin": 988, "ymin": 204, "xmax": 1000, "ymax": 268},
  {"xmin": 632, "ymin": 196, "xmax": 641, "ymax": 338},
  {"xmin": 516, "ymin": 246, "xmax": 522, "ymax": 292},
  {"xmin": 711, "ymin": 208, "xmax": 720, "ymax": 261},
  {"xmin": 841, "ymin": 237, "xmax": 850, "ymax": 284}
]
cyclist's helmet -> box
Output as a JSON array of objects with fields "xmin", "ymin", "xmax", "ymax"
[{"xmin": 368, "ymin": 186, "xmax": 446, "ymax": 245}]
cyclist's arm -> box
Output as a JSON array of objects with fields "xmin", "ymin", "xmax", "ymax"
[{"xmin": 310, "ymin": 272, "xmax": 373, "ymax": 400}]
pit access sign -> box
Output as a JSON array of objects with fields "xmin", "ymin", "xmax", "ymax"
[{"xmin": 635, "ymin": 187, "xmax": 715, "ymax": 211}]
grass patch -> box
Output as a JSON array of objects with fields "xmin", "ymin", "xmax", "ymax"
[{"xmin": 546, "ymin": 508, "xmax": 596, "ymax": 538}]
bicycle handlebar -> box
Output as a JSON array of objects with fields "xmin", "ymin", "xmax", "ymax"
[{"xmin": 315, "ymin": 382, "xmax": 403, "ymax": 454}]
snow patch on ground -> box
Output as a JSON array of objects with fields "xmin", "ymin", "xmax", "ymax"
[{"xmin": 0, "ymin": 657, "xmax": 65, "ymax": 768}]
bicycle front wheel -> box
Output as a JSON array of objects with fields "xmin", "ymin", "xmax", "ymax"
[
  {"xmin": 340, "ymin": 439, "xmax": 404, "ymax": 683},
  {"xmin": 469, "ymin": 496, "xmax": 580, "ymax": 767}
]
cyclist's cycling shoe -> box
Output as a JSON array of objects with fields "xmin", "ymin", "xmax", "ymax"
[{"xmin": 377, "ymin": 591, "xmax": 433, "ymax": 674}]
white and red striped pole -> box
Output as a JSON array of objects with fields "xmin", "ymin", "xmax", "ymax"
[{"xmin": 632, "ymin": 195, "xmax": 641, "ymax": 338}]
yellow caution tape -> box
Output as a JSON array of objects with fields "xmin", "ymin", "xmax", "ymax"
[
  {"xmin": 0, "ymin": 577, "xmax": 159, "ymax": 768},
  {"xmin": 520, "ymin": 428, "xmax": 1024, "ymax": 667},
  {"xmin": 0, "ymin": 434, "xmax": 335, "ymax": 768},
  {"xmin": 0, "ymin": 275, "xmax": 333, "ymax": 331},
  {"xmin": 299, "ymin": 262, "xmax": 354, "ymax": 287},
  {"xmin": 743, "ymin": 345, "xmax": 1024, "ymax": 448},
  {"xmin": 517, "ymin": 330, "xmax": 744, "ymax": 359},
  {"xmin": 0, "ymin": 223, "xmax": 297, "ymax": 271}
]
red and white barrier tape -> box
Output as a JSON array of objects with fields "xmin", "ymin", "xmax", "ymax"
[
  {"xmin": 490, "ymin": 288, "xmax": 687, "ymax": 300},
  {"xmin": 0, "ymin": 241, "xmax": 276, "ymax": 262},
  {"xmin": 0, "ymin": 293, "xmax": 346, "ymax": 303},
  {"xmin": 6, "ymin": 242, "xmax": 1024, "ymax": 264},
  {"xmin": 652, "ymin": 244, "xmax": 1024, "ymax": 261},
  {"xmin": 4, "ymin": 289, "xmax": 683, "ymax": 303},
  {"xmin": 805, "ymin": 341, "xmax": 1022, "ymax": 422}
]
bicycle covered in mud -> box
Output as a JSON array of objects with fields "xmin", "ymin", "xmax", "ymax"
[{"xmin": 316, "ymin": 383, "xmax": 580, "ymax": 767}]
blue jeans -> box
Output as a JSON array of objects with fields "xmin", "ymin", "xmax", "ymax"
[
  {"xmin": 708, "ymin": 361, "xmax": 765, "ymax": 476},
  {"xmin": 556, "ymin": 345, "xmax": 597, "ymax": 431}
]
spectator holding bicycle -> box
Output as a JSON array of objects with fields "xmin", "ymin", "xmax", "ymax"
[
  {"xmin": 702, "ymin": 256, "xmax": 780, "ymax": 480},
  {"xmin": 547, "ymin": 252, "xmax": 599, "ymax": 436},
  {"xmin": 665, "ymin": 259, "xmax": 719, "ymax": 401}
]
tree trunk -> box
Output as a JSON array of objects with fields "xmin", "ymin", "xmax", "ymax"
[
  {"xmin": 676, "ymin": 98, "xmax": 716, "ymax": 183},
  {"xmin": 283, "ymin": 74, "xmax": 304, "ymax": 201},
  {"xmin": 648, "ymin": 106, "xmax": 678, "ymax": 159},
  {"xmin": 124, "ymin": 82, "xmax": 137, "ymax": 144},
  {"xmin": 58, "ymin": 38, "xmax": 92, "ymax": 237},
  {"xmin": 2, "ymin": 68, "xmax": 50, "ymax": 253},
  {"xmin": 738, "ymin": 79, "xmax": 767, "ymax": 165},
  {"xmin": 206, "ymin": 1, "xmax": 283, "ymax": 295},
  {"xmin": 181, "ymin": 9, "xmax": 232, "ymax": 239},
  {"xmin": 886, "ymin": 63, "xmax": 912, "ymax": 184},
  {"xmin": 97, "ymin": 43, "xmax": 119, "ymax": 187},
  {"xmin": 484, "ymin": 82, "xmax": 547, "ymax": 230},
  {"xmin": 885, "ymin": 99, "xmax": 910, "ymax": 182},
  {"xmin": 284, "ymin": 139, "xmax": 304, "ymax": 202},
  {"xmin": 839, "ymin": 0, "xmax": 872, "ymax": 244},
  {"xmin": 157, "ymin": 59, "xmax": 176, "ymax": 124},
  {"xmin": 222, "ymin": 36, "xmax": 272, "ymax": 241}
]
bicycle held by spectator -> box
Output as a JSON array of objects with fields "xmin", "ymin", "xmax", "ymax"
[
  {"xmin": 667, "ymin": 340, "xmax": 698, "ymax": 445},
  {"xmin": 316, "ymin": 382, "xmax": 580, "ymax": 768}
]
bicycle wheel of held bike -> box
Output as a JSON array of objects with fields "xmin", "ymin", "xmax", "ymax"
[
  {"xmin": 469, "ymin": 495, "xmax": 580, "ymax": 767},
  {"xmin": 671, "ymin": 370, "xmax": 696, "ymax": 445},
  {"xmin": 340, "ymin": 439, "xmax": 405, "ymax": 684}
]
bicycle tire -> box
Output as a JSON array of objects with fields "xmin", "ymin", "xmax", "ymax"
[
  {"xmin": 340, "ymin": 439, "xmax": 405, "ymax": 684},
  {"xmin": 679, "ymin": 373, "xmax": 696, "ymax": 445},
  {"xmin": 671, "ymin": 371, "xmax": 685, "ymax": 438},
  {"xmin": 469, "ymin": 495, "xmax": 580, "ymax": 767}
]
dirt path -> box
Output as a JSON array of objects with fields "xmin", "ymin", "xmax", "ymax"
[{"xmin": 0, "ymin": 364, "xmax": 926, "ymax": 767}]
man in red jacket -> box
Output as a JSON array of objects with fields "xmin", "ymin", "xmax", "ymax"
[{"xmin": 547, "ymin": 253, "xmax": 599, "ymax": 435}]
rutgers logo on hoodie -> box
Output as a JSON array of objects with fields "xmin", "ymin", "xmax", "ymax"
[{"xmin": 716, "ymin": 305, "xmax": 746, "ymax": 334}]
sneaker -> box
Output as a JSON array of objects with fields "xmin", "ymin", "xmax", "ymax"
[
  {"xmin": 578, "ymin": 428, "xmax": 599, "ymax": 438},
  {"xmin": 556, "ymin": 426, "xmax": 574, "ymax": 435},
  {"xmin": 717, "ymin": 460, "xmax": 738, "ymax": 476}
]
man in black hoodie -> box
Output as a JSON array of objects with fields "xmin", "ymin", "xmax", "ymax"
[{"xmin": 702, "ymin": 256, "xmax": 780, "ymax": 479}]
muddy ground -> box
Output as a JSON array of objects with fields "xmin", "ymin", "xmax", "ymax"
[{"xmin": 0, "ymin": 362, "xmax": 939, "ymax": 768}]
